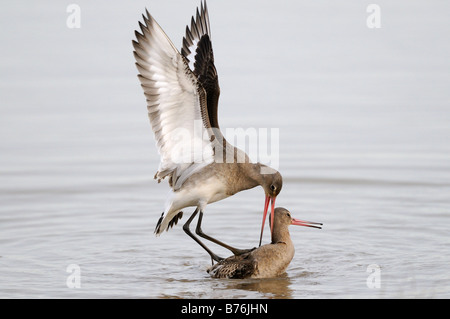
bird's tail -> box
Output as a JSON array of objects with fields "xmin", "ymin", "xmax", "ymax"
[{"xmin": 154, "ymin": 211, "xmax": 184, "ymax": 235}]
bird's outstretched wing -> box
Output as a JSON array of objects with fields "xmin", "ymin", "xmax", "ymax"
[
  {"xmin": 181, "ymin": 0, "xmax": 221, "ymax": 130},
  {"xmin": 133, "ymin": 10, "xmax": 214, "ymax": 189},
  {"xmin": 181, "ymin": 1, "xmax": 249, "ymax": 164}
]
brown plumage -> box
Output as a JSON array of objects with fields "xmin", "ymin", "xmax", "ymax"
[
  {"xmin": 133, "ymin": 1, "xmax": 284, "ymax": 263},
  {"xmin": 207, "ymin": 208, "xmax": 322, "ymax": 279}
]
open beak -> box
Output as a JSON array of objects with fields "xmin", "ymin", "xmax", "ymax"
[
  {"xmin": 291, "ymin": 218, "xmax": 322, "ymax": 229},
  {"xmin": 259, "ymin": 195, "xmax": 276, "ymax": 246}
]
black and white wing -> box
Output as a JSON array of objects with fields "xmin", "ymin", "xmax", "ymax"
[
  {"xmin": 181, "ymin": 0, "xmax": 221, "ymax": 129},
  {"xmin": 181, "ymin": 1, "xmax": 249, "ymax": 164},
  {"xmin": 133, "ymin": 10, "xmax": 214, "ymax": 190}
]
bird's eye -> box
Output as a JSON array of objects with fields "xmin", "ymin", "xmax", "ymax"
[
  {"xmin": 270, "ymin": 184, "xmax": 276, "ymax": 191},
  {"xmin": 287, "ymin": 213, "xmax": 291, "ymax": 218}
]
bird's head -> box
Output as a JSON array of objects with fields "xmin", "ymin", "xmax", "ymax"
[
  {"xmin": 269, "ymin": 207, "xmax": 322, "ymax": 243},
  {"xmin": 257, "ymin": 165, "xmax": 283, "ymax": 246}
]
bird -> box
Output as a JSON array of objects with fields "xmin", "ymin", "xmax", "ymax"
[
  {"xmin": 132, "ymin": 1, "xmax": 283, "ymax": 262},
  {"xmin": 207, "ymin": 207, "xmax": 322, "ymax": 279}
]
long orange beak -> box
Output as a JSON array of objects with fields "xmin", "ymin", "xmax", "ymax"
[
  {"xmin": 291, "ymin": 218, "xmax": 322, "ymax": 229},
  {"xmin": 259, "ymin": 195, "xmax": 276, "ymax": 246}
]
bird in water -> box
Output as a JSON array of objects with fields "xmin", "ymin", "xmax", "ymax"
[
  {"xmin": 207, "ymin": 207, "xmax": 322, "ymax": 279},
  {"xmin": 132, "ymin": 0, "xmax": 283, "ymax": 262}
]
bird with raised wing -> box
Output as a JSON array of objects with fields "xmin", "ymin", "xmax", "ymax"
[{"xmin": 132, "ymin": 1, "xmax": 282, "ymax": 262}]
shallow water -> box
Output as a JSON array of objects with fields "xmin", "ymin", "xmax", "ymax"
[{"xmin": 1, "ymin": 0, "xmax": 450, "ymax": 298}]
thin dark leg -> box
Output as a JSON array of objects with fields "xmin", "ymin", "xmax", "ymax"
[
  {"xmin": 195, "ymin": 211, "xmax": 256, "ymax": 256},
  {"xmin": 183, "ymin": 208, "xmax": 223, "ymax": 263}
]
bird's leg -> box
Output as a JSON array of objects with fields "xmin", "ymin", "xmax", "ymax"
[
  {"xmin": 195, "ymin": 211, "xmax": 256, "ymax": 256},
  {"xmin": 183, "ymin": 208, "xmax": 223, "ymax": 264}
]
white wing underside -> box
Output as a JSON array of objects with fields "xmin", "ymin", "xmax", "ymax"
[{"xmin": 133, "ymin": 11, "xmax": 215, "ymax": 190}]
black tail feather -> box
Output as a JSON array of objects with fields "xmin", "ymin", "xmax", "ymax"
[
  {"xmin": 168, "ymin": 211, "xmax": 183, "ymax": 229},
  {"xmin": 154, "ymin": 211, "xmax": 184, "ymax": 234},
  {"xmin": 154, "ymin": 212, "xmax": 164, "ymax": 234}
]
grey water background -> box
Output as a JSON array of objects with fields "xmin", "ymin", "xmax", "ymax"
[{"xmin": 1, "ymin": 0, "xmax": 449, "ymax": 298}]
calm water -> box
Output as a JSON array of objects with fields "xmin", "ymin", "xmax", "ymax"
[{"xmin": 1, "ymin": 0, "xmax": 449, "ymax": 298}]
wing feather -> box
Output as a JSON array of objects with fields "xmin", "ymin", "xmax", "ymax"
[
  {"xmin": 180, "ymin": 1, "xmax": 251, "ymax": 165},
  {"xmin": 133, "ymin": 9, "xmax": 214, "ymax": 189},
  {"xmin": 181, "ymin": 1, "xmax": 221, "ymax": 129}
]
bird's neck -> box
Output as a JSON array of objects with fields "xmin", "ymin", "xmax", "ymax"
[
  {"xmin": 230, "ymin": 163, "xmax": 265, "ymax": 193},
  {"xmin": 271, "ymin": 227, "xmax": 292, "ymax": 245}
]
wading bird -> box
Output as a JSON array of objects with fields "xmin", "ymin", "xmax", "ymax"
[
  {"xmin": 133, "ymin": 1, "xmax": 282, "ymax": 262},
  {"xmin": 208, "ymin": 208, "xmax": 322, "ymax": 279}
]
